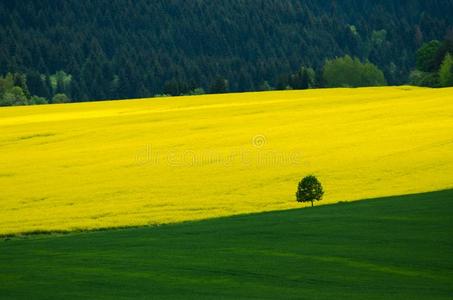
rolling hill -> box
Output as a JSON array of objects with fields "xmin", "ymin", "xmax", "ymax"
[{"xmin": 1, "ymin": 87, "xmax": 453, "ymax": 236}]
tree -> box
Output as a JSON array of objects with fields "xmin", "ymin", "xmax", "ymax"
[
  {"xmin": 0, "ymin": 86, "xmax": 28, "ymax": 106},
  {"xmin": 26, "ymin": 71, "xmax": 50, "ymax": 98},
  {"xmin": 210, "ymin": 77, "xmax": 229, "ymax": 94},
  {"xmin": 276, "ymin": 74, "xmax": 291, "ymax": 90},
  {"xmin": 163, "ymin": 79, "xmax": 192, "ymax": 96},
  {"xmin": 416, "ymin": 40, "xmax": 442, "ymax": 73},
  {"xmin": 12, "ymin": 73, "xmax": 30, "ymax": 98},
  {"xmin": 299, "ymin": 69, "xmax": 311, "ymax": 89},
  {"xmin": 323, "ymin": 55, "xmax": 386, "ymax": 87},
  {"xmin": 187, "ymin": 87, "xmax": 205, "ymax": 95},
  {"xmin": 296, "ymin": 175, "xmax": 324, "ymax": 207},
  {"xmin": 50, "ymin": 71, "xmax": 72, "ymax": 94},
  {"xmin": 409, "ymin": 70, "xmax": 439, "ymax": 87},
  {"xmin": 52, "ymin": 93, "xmax": 70, "ymax": 104},
  {"xmin": 290, "ymin": 67, "xmax": 316, "ymax": 89},
  {"xmin": 257, "ymin": 81, "xmax": 272, "ymax": 91},
  {"xmin": 0, "ymin": 73, "xmax": 14, "ymax": 97},
  {"xmin": 29, "ymin": 95, "xmax": 48, "ymax": 105},
  {"xmin": 9, "ymin": 86, "xmax": 27, "ymax": 105},
  {"xmin": 439, "ymin": 53, "xmax": 453, "ymax": 87},
  {"xmin": 434, "ymin": 37, "xmax": 453, "ymax": 71}
]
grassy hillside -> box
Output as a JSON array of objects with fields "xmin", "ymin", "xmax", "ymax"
[
  {"xmin": 1, "ymin": 189, "xmax": 452, "ymax": 299},
  {"xmin": 1, "ymin": 87, "xmax": 453, "ymax": 235}
]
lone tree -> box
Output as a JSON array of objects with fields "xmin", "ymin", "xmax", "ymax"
[{"xmin": 296, "ymin": 175, "xmax": 324, "ymax": 207}]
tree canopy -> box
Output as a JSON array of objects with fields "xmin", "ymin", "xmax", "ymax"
[
  {"xmin": 323, "ymin": 56, "xmax": 386, "ymax": 88},
  {"xmin": 416, "ymin": 40, "xmax": 443, "ymax": 73},
  {"xmin": 296, "ymin": 176, "xmax": 324, "ymax": 207},
  {"xmin": 411, "ymin": 37, "xmax": 453, "ymax": 87}
]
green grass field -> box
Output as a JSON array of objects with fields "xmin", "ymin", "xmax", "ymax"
[{"xmin": 1, "ymin": 189, "xmax": 452, "ymax": 299}]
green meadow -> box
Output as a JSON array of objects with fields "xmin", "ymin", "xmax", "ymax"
[{"xmin": 1, "ymin": 189, "xmax": 452, "ymax": 299}]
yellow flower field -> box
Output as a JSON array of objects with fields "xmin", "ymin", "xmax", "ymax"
[{"xmin": 1, "ymin": 86, "xmax": 452, "ymax": 235}]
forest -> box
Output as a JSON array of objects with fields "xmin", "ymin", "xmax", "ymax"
[{"xmin": 0, "ymin": 0, "xmax": 452, "ymax": 104}]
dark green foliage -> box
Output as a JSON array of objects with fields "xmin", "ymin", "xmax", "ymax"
[
  {"xmin": 412, "ymin": 38, "xmax": 453, "ymax": 87},
  {"xmin": 434, "ymin": 32, "xmax": 453, "ymax": 70},
  {"xmin": 0, "ymin": 72, "xmax": 52, "ymax": 106},
  {"xmin": 29, "ymin": 95, "xmax": 48, "ymax": 105},
  {"xmin": 210, "ymin": 77, "xmax": 229, "ymax": 94},
  {"xmin": 439, "ymin": 53, "xmax": 453, "ymax": 87},
  {"xmin": 0, "ymin": 74, "xmax": 14, "ymax": 97},
  {"xmin": 12, "ymin": 73, "xmax": 30, "ymax": 98},
  {"xmin": 289, "ymin": 67, "xmax": 316, "ymax": 90},
  {"xmin": 0, "ymin": 1, "xmax": 452, "ymax": 101},
  {"xmin": 257, "ymin": 81, "xmax": 272, "ymax": 91},
  {"xmin": 1, "ymin": 190, "xmax": 453, "ymax": 299},
  {"xmin": 0, "ymin": 86, "xmax": 28, "ymax": 106},
  {"xmin": 296, "ymin": 175, "xmax": 324, "ymax": 207},
  {"xmin": 26, "ymin": 71, "xmax": 51, "ymax": 99},
  {"xmin": 52, "ymin": 93, "xmax": 70, "ymax": 104},
  {"xmin": 416, "ymin": 40, "xmax": 443, "ymax": 72},
  {"xmin": 163, "ymin": 79, "xmax": 194, "ymax": 96},
  {"xmin": 323, "ymin": 55, "xmax": 387, "ymax": 87},
  {"xmin": 186, "ymin": 87, "xmax": 206, "ymax": 96},
  {"xmin": 409, "ymin": 70, "xmax": 440, "ymax": 87},
  {"xmin": 276, "ymin": 74, "xmax": 292, "ymax": 90},
  {"xmin": 0, "ymin": 74, "xmax": 32, "ymax": 106}
]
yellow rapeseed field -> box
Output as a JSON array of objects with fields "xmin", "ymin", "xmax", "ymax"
[{"xmin": 1, "ymin": 87, "xmax": 453, "ymax": 235}]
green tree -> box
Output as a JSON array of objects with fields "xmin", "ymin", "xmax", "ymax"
[
  {"xmin": 409, "ymin": 70, "xmax": 439, "ymax": 87},
  {"xmin": 26, "ymin": 71, "xmax": 51, "ymax": 99},
  {"xmin": 323, "ymin": 55, "xmax": 386, "ymax": 87},
  {"xmin": 0, "ymin": 73, "xmax": 15, "ymax": 97},
  {"xmin": 210, "ymin": 77, "xmax": 229, "ymax": 94},
  {"xmin": 296, "ymin": 175, "xmax": 324, "ymax": 207},
  {"xmin": 52, "ymin": 93, "xmax": 70, "ymax": 104},
  {"xmin": 371, "ymin": 29, "xmax": 387, "ymax": 46},
  {"xmin": 276, "ymin": 75, "xmax": 290, "ymax": 90},
  {"xmin": 187, "ymin": 87, "xmax": 205, "ymax": 95},
  {"xmin": 29, "ymin": 95, "xmax": 48, "ymax": 105},
  {"xmin": 0, "ymin": 86, "xmax": 28, "ymax": 106},
  {"xmin": 439, "ymin": 53, "xmax": 453, "ymax": 87},
  {"xmin": 257, "ymin": 81, "xmax": 272, "ymax": 91},
  {"xmin": 290, "ymin": 67, "xmax": 316, "ymax": 89},
  {"xmin": 163, "ymin": 79, "xmax": 192, "ymax": 96},
  {"xmin": 50, "ymin": 71, "xmax": 72, "ymax": 94},
  {"xmin": 416, "ymin": 40, "xmax": 442, "ymax": 73},
  {"xmin": 0, "ymin": 94, "xmax": 13, "ymax": 106},
  {"xmin": 13, "ymin": 73, "xmax": 30, "ymax": 98}
]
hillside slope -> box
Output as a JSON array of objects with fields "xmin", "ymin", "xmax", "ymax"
[
  {"xmin": 1, "ymin": 190, "xmax": 452, "ymax": 299},
  {"xmin": 0, "ymin": 87, "xmax": 452, "ymax": 235}
]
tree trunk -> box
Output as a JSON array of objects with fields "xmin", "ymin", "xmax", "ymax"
[{"xmin": 311, "ymin": 201, "xmax": 313, "ymax": 207}]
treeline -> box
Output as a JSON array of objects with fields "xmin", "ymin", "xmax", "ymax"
[
  {"xmin": 0, "ymin": 0, "xmax": 452, "ymax": 104},
  {"xmin": 0, "ymin": 71, "xmax": 71, "ymax": 106},
  {"xmin": 278, "ymin": 36, "xmax": 453, "ymax": 91},
  {"xmin": 1, "ymin": 44, "xmax": 452, "ymax": 106},
  {"xmin": 1, "ymin": 36, "xmax": 452, "ymax": 106},
  {"xmin": 0, "ymin": 56, "xmax": 388, "ymax": 106},
  {"xmin": 276, "ymin": 56, "xmax": 386, "ymax": 90}
]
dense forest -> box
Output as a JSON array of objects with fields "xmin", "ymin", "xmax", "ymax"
[{"xmin": 1, "ymin": 0, "xmax": 453, "ymax": 103}]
